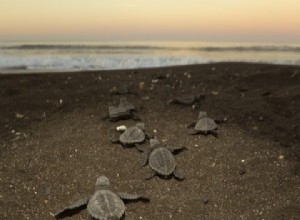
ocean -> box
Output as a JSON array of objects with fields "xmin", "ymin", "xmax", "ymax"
[{"xmin": 0, "ymin": 41, "xmax": 299, "ymax": 73}]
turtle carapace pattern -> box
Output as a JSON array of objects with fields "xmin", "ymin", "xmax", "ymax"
[
  {"xmin": 141, "ymin": 138, "xmax": 187, "ymax": 180},
  {"xmin": 111, "ymin": 123, "xmax": 152, "ymax": 151}
]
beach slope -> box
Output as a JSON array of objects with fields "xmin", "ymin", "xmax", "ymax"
[{"xmin": 0, "ymin": 62, "xmax": 299, "ymax": 219}]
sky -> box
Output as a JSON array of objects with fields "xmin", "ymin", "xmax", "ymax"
[{"xmin": 0, "ymin": 0, "xmax": 300, "ymax": 43}]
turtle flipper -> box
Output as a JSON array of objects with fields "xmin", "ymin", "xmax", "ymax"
[
  {"xmin": 145, "ymin": 170, "xmax": 156, "ymax": 180},
  {"xmin": 54, "ymin": 197, "xmax": 89, "ymax": 219},
  {"xmin": 188, "ymin": 130, "xmax": 199, "ymax": 135},
  {"xmin": 109, "ymin": 131, "xmax": 121, "ymax": 144},
  {"xmin": 173, "ymin": 168, "xmax": 185, "ymax": 180},
  {"xmin": 101, "ymin": 114, "xmax": 109, "ymax": 121},
  {"xmin": 145, "ymin": 132, "xmax": 153, "ymax": 140},
  {"xmin": 141, "ymin": 152, "xmax": 149, "ymax": 167},
  {"xmin": 167, "ymin": 146, "xmax": 188, "ymax": 154},
  {"xmin": 167, "ymin": 99, "xmax": 175, "ymax": 105},
  {"xmin": 131, "ymin": 112, "xmax": 141, "ymax": 121},
  {"xmin": 187, "ymin": 121, "xmax": 196, "ymax": 128},
  {"xmin": 210, "ymin": 130, "xmax": 218, "ymax": 137},
  {"xmin": 135, "ymin": 144, "xmax": 147, "ymax": 153},
  {"xmin": 117, "ymin": 192, "xmax": 150, "ymax": 202}
]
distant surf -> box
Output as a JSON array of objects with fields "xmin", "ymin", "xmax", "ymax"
[{"xmin": 0, "ymin": 41, "xmax": 299, "ymax": 73}]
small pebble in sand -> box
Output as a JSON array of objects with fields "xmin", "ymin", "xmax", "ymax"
[
  {"xmin": 279, "ymin": 155, "xmax": 285, "ymax": 160},
  {"xmin": 252, "ymin": 126, "xmax": 258, "ymax": 130},
  {"xmin": 211, "ymin": 91, "xmax": 219, "ymax": 95},
  {"xmin": 153, "ymin": 129, "xmax": 157, "ymax": 133},
  {"xmin": 152, "ymin": 79, "xmax": 159, "ymax": 83},
  {"xmin": 59, "ymin": 99, "xmax": 63, "ymax": 105},
  {"xmin": 139, "ymin": 82, "xmax": 145, "ymax": 90},
  {"xmin": 192, "ymin": 104, "xmax": 196, "ymax": 110},
  {"xmin": 117, "ymin": 125, "xmax": 127, "ymax": 131},
  {"xmin": 241, "ymin": 159, "xmax": 245, "ymax": 163},
  {"xmin": 15, "ymin": 113, "xmax": 25, "ymax": 119}
]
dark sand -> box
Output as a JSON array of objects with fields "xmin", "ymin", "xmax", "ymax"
[{"xmin": 0, "ymin": 62, "xmax": 299, "ymax": 219}]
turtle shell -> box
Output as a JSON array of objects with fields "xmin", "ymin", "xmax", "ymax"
[
  {"xmin": 109, "ymin": 106, "xmax": 129, "ymax": 118},
  {"xmin": 195, "ymin": 117, "xmax": 217, "ymax": 132},
  {"xmin": 119, "ymin": 99, "xmax": 135, "ymax": 112},
  {"xmin": 175, "ymin": 95, "xmax": 196, "ymax": 104},
  {"xmin": 87, "ymin": 190, "xmax": 125, "ymax": 220},
  {"xmin": 120, "ymin": 126, "xmax": 145, "ymax": 144},
  {"xmin": 149, "ymin": 147, "xmax": 176, "ymax": 176}
]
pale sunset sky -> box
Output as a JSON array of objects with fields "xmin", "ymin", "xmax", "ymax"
[{"xmin": 1, "ymin": 0, "xmax": 300, "ymax": 43}]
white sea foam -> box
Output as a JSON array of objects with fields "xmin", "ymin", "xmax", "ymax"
[
  {"xmin": 0, "ymin": 42, "xmax": 299, "ymax": 73},
  {"xmin": 0, "ymin": 54, "xmax": 210, "ymax": 71}
]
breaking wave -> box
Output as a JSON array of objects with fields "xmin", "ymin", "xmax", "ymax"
[{"xmin": 0, "ymin": 42, "xmax": 299, "ymax": 72}]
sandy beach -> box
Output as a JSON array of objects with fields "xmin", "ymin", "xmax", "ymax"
[{"xmin": 0, "ymin": 62, "xmax": 299, "ymax": 219}]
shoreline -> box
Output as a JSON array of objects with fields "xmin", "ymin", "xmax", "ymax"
[
  {"xmin": 0, "ymin": 62, "xmax": 299, "ymax": 219},
  {"xmin": 1, "ymin": 61, "xmax": 300, "ymax": 75}
]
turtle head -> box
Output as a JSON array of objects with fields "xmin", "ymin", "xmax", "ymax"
[
  {"xmin": 150, "ymin": 138, "xmax": 161, "ymax": 149},
  {"xmin": 198, "ymin": 111, "xmax": 208, "ymax": 119},
  {"xmin": 95, "ymin": 176, "xmax": 110, "ymax": 190},
  {"xmin": 136, "ymin": 123, "xmax": 145, "ymax": 131}
]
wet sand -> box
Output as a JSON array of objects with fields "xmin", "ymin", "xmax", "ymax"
[{"xmin": 0, "ymin": 62, "xmax": 299, "ymax": 219}]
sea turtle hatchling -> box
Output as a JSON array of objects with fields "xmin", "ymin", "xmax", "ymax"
[
  {"xmin": 141, "ymin": 138, "xmax": 187, "ymax": 180},
  {"xmin": 109, "ymin": 84, "xmax": 137, "ymax": 96},
  {"xmin": 54, "ymin": 176, "xmax": 149, "ymax": 220},
  {"xmin": 167, "ymin": 94, "xmax": 205, "ymax": 105},
  {"xmin": 102, "ymin": 98, "xmax": 140, "ymax": 122},
  {"xmin": 111, "ymin": 123, "xmax": 152, "ymax": 151},
  {"xmin": 187, "ymin": 111, "xmax": 221, "ymax": 136}
]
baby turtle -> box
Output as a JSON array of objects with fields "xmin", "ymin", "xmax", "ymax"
[
  {"xmin": 187, "ymin": 111, "xmax": 219, "ymax": 136},
  {"xmin": 111, "ymin": 123, "xmax": 152, "ymax": 150},
  {"xmin": 141, "ymin": 138, "xmax": 187, "ymax": 180},
  {"xmin": 109, "ymin": 84, "xmax": 130, "ymax": 95},
  {"xmin": 54, "ymin": 176, "xmax": 149, "ymax": 220},
  {"xmin": 109, "ymin": 84, "xmax": 137, "ymax": 96},
  {"xmin": 167, "ymin": 94, "xmax": 205, "ymax": 105},
  {"xmin": 118, "ymin": 97, "xmax": 136, "ymax": 112},
  {"xmin": 102, "ymin": 98, "xmax": 140, "ymax": 122}
]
